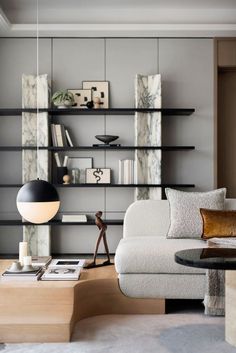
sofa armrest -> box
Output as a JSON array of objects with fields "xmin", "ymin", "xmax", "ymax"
[{"xmin": 123, "ymin": 200, "xmax": 170, "ymax": 238}]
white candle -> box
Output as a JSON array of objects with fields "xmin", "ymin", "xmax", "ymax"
[
  {"xmin": 19, "ymin": 242, "xmax": 28, "ymax": 265},
  {"xmin": 23, "ymin": 256, "xmax": 32, "ymax": 266}
]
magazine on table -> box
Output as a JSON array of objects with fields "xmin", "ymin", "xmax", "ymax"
[
  {"xmin": 49, "ymin": 258, "xmax": 86, "ymax": 267},
  {"xmin": 41, "ymin": 266, "xmax": 81, "ymax": 281}
]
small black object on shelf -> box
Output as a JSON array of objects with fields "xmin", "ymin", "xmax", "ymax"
[
  {"xmin": 56, "ymin": 167, "xmax": 68, "ymax": 184},
  {"xmin": 80, "ymin": 101, "xmax": 94, "ymax": 109},
  {"xmin": 95, "ymin": 135, "xmax": 119, "ymax": 144},
  {"xmin": 93, "ymin": 144, "xmax": 121, "ymax": 147}
]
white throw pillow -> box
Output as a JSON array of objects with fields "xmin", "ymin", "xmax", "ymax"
[{"xmin": 165, "ymin": 188, "xmax": 226, "ymax": 239}]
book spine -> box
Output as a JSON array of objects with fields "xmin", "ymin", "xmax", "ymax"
[
  {"xmin": 61, "ymin": 124, "xmax": 68, "ymax": 147},
  {"xmin": 54, "ymin": 152, "xmax": 61, "ymax": 167},
  {"xmin": 51, "ymin": 124, "xmax": 57, "ymax": 147},
  {"xmin": 65, "ymin": 129, "xmax": 74, "ymax": 147},
  {"xmin": 118, "ymin": 160, "xmax": 123, "ymax": 184},
  {"xmin": 55, "ymin": 124, "xmax": 64, "ymax": 147}
]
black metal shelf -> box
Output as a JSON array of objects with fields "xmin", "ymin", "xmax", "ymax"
[
  {"xmin": 0, "ymin": 183, "xmax": 195, "ymax": 188},
  {"xmin": 0, "ymin": 219, "xmax": 123, "ymax": 226},
  {"xmin": 0, "ymin": 145, "xmax": 195, "ymax": 151},
  {"xmin": 0, "ymin": 108, "xmax": 195, "ymax": 116}
]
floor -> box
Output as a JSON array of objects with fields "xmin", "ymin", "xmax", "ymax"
[{"xmin": 1, "ymin": 300, "xmax": 234, "ymax": 353}]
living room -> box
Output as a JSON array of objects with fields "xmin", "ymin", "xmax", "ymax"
[{"xmin": 0, "ymin": 0, "xmax": 236, "ymax": 352}]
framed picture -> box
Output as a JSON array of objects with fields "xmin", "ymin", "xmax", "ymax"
[
  {"xmin": 86, "ymin": 168, "xmax": 111, "ymax": 184},
  {"xmin": 82, "ymin": 81, "xmax": 109, "ymax": 108},
  {"xmin": 68, "ymin": 89, "xmax": 92, "ymax": 108},
  {"xmin": 68, "ymin": 157, "xmax": 93, "ymax": 183}
]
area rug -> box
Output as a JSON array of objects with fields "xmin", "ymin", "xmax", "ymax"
[{"xmin": 1, "ymin": 313, "xmax": 234, "ymax": 353}]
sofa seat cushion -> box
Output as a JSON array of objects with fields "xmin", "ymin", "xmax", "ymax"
[{"xmin": 115, "ymin": 236, "xmax": 207, "ymax": 275}]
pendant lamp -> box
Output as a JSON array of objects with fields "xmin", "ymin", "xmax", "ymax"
[
  {"xmin": 16, "ymin": 0, "xmax": 60, "ymax": 224},
  {"xmin": 17, "ymin": 179, "xmax": 60, "ymax": 224}
]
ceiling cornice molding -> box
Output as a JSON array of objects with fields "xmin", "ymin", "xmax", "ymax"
[
  {"xmin": 0, "ymin": 7, "xmax": 236, "ymax": 37},
  {"xmin": 7, "ymin": 23, "xmax": 236, "ymax": 37}
]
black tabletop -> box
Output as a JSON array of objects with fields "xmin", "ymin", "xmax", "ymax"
[{"xmin": 175, "ymin": 248, "xmax": 236, "ymax": 270}]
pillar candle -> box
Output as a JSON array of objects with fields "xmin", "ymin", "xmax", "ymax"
[
  {"xmin": 19, "ymin": 242, "xmax": 28, "ymax": 265},
  {"xmin": 23, "ymin": 256, "xmax": 32, "ymax": 266}
]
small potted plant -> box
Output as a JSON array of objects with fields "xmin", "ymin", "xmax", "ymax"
[{"xmin": 52, "ymin": 90, "xmax": 75, "ymax": 108}]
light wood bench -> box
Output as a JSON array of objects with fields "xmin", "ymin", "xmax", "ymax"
[{"xmin": 0, "ymin": 260, "xmax": 165, "ymax": 343}]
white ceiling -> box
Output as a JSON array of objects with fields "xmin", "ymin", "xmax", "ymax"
[{"xmin": 0, "ymin": 0, "xmax": 236, "ymax": 37}]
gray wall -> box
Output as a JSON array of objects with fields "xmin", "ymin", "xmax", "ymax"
[{"xmin": 0, "ymin": 38, "xmax": 214, "ymax": 255}]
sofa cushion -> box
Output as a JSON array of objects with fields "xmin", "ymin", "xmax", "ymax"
[
  {"xmin": 200, "ymin": 208, "xmax": 236, "ymax": 239},
  {"xmin": 165, "ymin": 188, "xmax": 226, "ymax": 239},
  {"xmin": 115, "ymin": 236, "xmax": 207, "ymax": 275}
]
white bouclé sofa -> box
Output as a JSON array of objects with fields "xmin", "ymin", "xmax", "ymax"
[{"xmin": 115, "ymin": 199, "xmax": 236, "ymax": 300}]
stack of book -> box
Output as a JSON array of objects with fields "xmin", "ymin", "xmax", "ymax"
[
  {"xmin": 1, "ymin": 267, "xmax": 42, "ymax": 281},
  {"xmin": 51, "ymin": 124, "xmax": 74, "ymax": 147},
  {"xmin": 41, "ymin": 258, "xmax": 85, "ymax": 281},
  {"xmin": 62, "ymin": 214, "xmax": 87, "ymax": 223},
  {"xmin": 118, "ymin": 159, "xmax": 136, "ymax": 184}
]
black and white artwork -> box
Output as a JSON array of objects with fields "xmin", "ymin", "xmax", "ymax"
[
  {"xmin": 68, "ymin": 89, "xmax": 92, "ymax": 108},
  {"xmin": 86, "ymin": 168, "xmax": 111, "ymax": 184},
  {"xmin": 82, "ymin": 81, "xmax": 109, "ymax": 108}
]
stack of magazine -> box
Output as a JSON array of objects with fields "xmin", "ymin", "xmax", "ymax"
[
  {"xmin": 1, "ymin": 267, "xmax": 42, "ymax": 281},
  {"xmin": 41, "ymin": 258, "xmax": 85, "ymax": 281}
]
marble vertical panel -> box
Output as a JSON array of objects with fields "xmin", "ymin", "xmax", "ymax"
[
  {"xmin": 22, "ymin": 74, "xmax": 51, "ymax": 256},
  {"xmin": 135, "ymin": 74, "xmax": 162, "ymax": 200}
]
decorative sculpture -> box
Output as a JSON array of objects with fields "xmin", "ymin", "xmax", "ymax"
[{"xmin": 85, "ymin": 211, "xmax": 112, "ymax": 268}]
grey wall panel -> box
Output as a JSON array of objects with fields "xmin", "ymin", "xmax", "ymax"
[
  {"xmin": 52, "ymin": 225, "xmax": 122, "ymax": 254},
  {"xmin": 106, "ymin": 39, "xmax": 158, "ymax": 107},
  {"xmin": 52, "ymin": 39, "xmax": 105, "ymax": 90},
  {"xmin": 0, "ymin": 38, "xmax": 51, "ymax": 107},
  {"xmin": 160, "ymin": 38, "xmax": 214, "ymax": 191},
  {"xmin": 0, "ymin": 228, "xmax": 22, "ymax": 254},
  {"xmin": 105, "ymin": 38, "xmax": 158, "ymax": 214}
]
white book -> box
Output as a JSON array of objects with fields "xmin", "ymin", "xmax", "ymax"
[
  {"xmin": 50, "ymin": 124, "xmax": 57, "ymax": 146},
  {"xmin": 49, "ymin": 258, "xmax": 86, "ymax": 268},
  {"xmin": 118, "ymin": 160, "xmax": 124, "ymax": 184},
  {"xmin": 124, "ymin": 160, "xmax": 129, "ymax": 184},
  {"xmin": 65, "ymin": 129, "xmax": 74, "ymax": 147},
  {"xmin": 54, "ymin": 152, "xmax": 61, "ymax": 167},
  {"xmin": 41, "ymin": 266, "xmax": 81, "ymax": 281},
  {"xmin": 62, "ymin": 215, "xmax": 87, "ymax": 223},
  {"xmin": 32, "ymin": 256, "xmax": 52, "ymax": 267},
  {"xmin": 54, "ymin": 124, "xmax": 64, "ymax": 147}
]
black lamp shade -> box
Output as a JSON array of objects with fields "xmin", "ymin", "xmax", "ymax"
[{"xmin": 16, "ymin": 179, "xmax": 60, "ymax": 224}]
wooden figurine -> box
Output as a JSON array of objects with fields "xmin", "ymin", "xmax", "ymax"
[
  {"xmin": 85, "ymin": 211, "xmax": 112, "ymax": 268},
  {"xmin": 63, "ymin": 175, "xmax": 71, "ymax": 184}
]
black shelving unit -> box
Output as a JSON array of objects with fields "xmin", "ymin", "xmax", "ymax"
[
  {"xmin": 0, "ymin": 106, "xmax": 195, "ymax": 232},
  {"xmin": 0, "ymin": 219, "xmax": 123, "ymax": 226},
  {"xmin": 0, "ymin": 107, "xmax": 195, "ymax": 116},
  {"xmin": 0, "ymin": 146, "xmax": 195, "ymax": 151},
  {"xmin": 0, "ymin": 183, "xmax": 195, "ymax": 188}
]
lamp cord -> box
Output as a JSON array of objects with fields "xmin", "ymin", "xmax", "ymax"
[{"xmin": 36, "ymin": 0, "xmax": 39, "ymax": 179}]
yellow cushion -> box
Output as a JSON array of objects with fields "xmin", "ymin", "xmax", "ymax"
[{"xmin": 200, "ymin": 208, "xmax": 236, "ymax": 239}]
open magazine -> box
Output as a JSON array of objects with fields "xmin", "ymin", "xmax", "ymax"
[{"xmin": 41, "ymin": 258, "xmax": 85, "ymax": 281}]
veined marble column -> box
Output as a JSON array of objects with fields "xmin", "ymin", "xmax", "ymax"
[
  {"xmin": 134, "ymin": 74, "xmax": 162, "ymax": 200},
  {"xmin": 22, "ymin": 74, "xmax": 51, "ymax": 256}
]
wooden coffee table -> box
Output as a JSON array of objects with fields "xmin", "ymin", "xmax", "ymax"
[
  {"xmin": 175, "ymin": 247, "xmax": 236, "ymax": 347},
  {"xmin": 0, "ymin": 259, "xmax": 165, "ymax": 343}
]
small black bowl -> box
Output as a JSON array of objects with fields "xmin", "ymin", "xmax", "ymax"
[{"xmin": 95, "ymin": 135, "xmax": 119, "ymax": 144}]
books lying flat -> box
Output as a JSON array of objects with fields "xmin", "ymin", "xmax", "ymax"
[
  {"xmin": 1, "ymin": 267, "xmax": 42, "ymax": 281},
  {"xmin": 41, "ymin": 266, "xmax": 81, "ymax": 281},
  {"xmin": 50, "ymin": 258, "xmax": 86, "ymax": 267},
  {"xmin": 32, "ymin": 256, "xmax": 52, "ymax": 267},
  {"xmin": 62, "ymin": 215, "xmax": 87, "ymax": 223}
]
